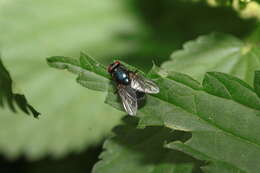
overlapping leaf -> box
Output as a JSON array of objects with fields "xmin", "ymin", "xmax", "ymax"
[
  {"xmin": 162, "ymin": 33, "xmax": 260, "ymax": 85},
  {"xmin": 92, "ymin": 117, "xmax": 200, "ymax": 173},
  {"xmin": 117, "ymin": 68, "xmax": 260, "ymax": 173}
]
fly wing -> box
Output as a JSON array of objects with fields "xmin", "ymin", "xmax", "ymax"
[
  {"xmin": 130, "ymin": 72, "xmax": 160, "ymax": 94},
  {"xmin": 117, "ymin": 85, "xmax": 137, "ymax": 116}
]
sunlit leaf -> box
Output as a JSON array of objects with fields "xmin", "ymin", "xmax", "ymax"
[{"xmin": 162, "ymin": 33, "xmax": 260, "ymax": 85}]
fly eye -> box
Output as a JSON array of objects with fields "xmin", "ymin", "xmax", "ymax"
[
  {"xmin": 108, "ymin": 61, "xmax": 120, "ymax": 73},
  {"xmin": 114, "ymin": 61, "xmax": 120, "ymax": 65}
]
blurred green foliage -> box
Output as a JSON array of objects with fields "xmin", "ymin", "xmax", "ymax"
[
  {"xmin": 0, "ymin": 58, "xmax": 40, "ymax": 118},
  {"xmin": 0, "ymin": 0, "xmax": 260, "ymax": 172},
  {"xmin": 0, "ymin": 0, "xmax": 139, "ymax": 160}
]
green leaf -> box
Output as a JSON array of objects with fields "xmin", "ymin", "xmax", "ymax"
[
  {"xmin": 47, "ymin": 53, "xmax": 110, "ymax": 92},
  {"xmin": 46, "ymin": 56, "xmax": 81, "ymax": 74},
  {"xmin": 79, "ymin": 52, "xmax": 110, "ymax": 79},
  {"xmin": 254, "ymin": 71, "xmax": 260, "ymax": 97},
  {"xmin": 166, "ymin": 142, "xmax": 246, "ymax": 173},
  {"xmin": 48, "ymin": 54, "xmax": 260, "ymax": 173},
  {"xmin": 141, "ymin": 70, "xmax": 260, "ymax": 173},
  {"xmin": 161, "ymin": 33, "xmax": 260, "ymax": 85},
  {"xmin": 203, "ymin": 72, "xmax": 260, "ymax": 110},
  {"xmin": 0, "ymin": 0, "xmax": 141, "ymax": 159},
  {"xmin": 113, "ymin": 70, "xmax": 260, "ymax": 173},
  {"xmin": 92, "ymin": 117, "xmax": 200, "ymax": 173},
  {"xmin": 0, "ymin": 58, "xmax": 40, "ymax": 118},
  {"xmin": 46, "ymin": 54, "xmax": 110, "ymax": 92}
]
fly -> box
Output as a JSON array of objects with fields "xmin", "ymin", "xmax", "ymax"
[{"xmin": 108, "ymin": 61, "xmax": 159, "ymax": 116}]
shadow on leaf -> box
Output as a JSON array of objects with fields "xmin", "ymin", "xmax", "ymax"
[{"xmin": 108, "ymin": 116, "xmax": 205, "ymax": 173}]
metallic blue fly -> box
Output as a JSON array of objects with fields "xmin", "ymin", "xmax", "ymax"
[{"xmin": 108, "ymin": 61, "xmax": 159, "ymax": 116}]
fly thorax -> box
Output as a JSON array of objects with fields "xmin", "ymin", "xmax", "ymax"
[{"xmin": 114, "ymin": 68, "xmax": 130, "ymax": 85}]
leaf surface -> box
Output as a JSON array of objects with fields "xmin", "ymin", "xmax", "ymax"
[
  {"xmin": 162, "ymin": 33, "xmax": 260, "ymax": 85},
  {"xmin": 48, "ymin": 54, "xmax": 260, "ymax": 173},
  {"xmin": 92, "ymin": 117, "xmax": 199, "ymax": 173}
]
